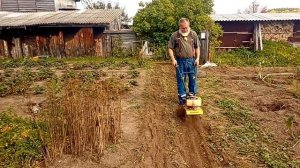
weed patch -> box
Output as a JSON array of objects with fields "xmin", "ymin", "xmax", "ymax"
[
  {"xmin": 213, "ymin": 41, "xmax": 300, "ymax": 67},
  {"xmin": 0, "ymin": 111, "xmax": 46, "ymax": 168},
  {"xmin": 216, "ymin": 98, "xmax": 299, "ymax": 167}
]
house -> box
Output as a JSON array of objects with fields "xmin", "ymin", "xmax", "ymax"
[
  {"xmin": 211, "ymin": 13, "xmax": 300, "ymax": 50},
  {"xmin": 0, "ymin": 9, "xmax": 137, "ymax": 58},
  {"xmin": 0, "ymin": 0, "xmax": 80, "ymax": 12}
]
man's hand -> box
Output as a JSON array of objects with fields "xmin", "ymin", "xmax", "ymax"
[
  {"xmin": 194, "ymin": 58, "xmax": 200, "ymax": 66},
  {"xmin": 168, "ymin": 48, "xmax": 177, "ymax": 67},
  {"xmin": 172, "ymin": 59, "xmax": 178, "ymax": 67}
]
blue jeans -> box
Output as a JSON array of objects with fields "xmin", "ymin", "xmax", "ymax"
[{"xmin": 176, "ymin": 58, "xmax": 198, "ymax": 105}]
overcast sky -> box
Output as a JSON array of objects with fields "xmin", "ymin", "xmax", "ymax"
[{"xmin": 80, "ymin": 0, "xmax": 300, "ymax": 17}]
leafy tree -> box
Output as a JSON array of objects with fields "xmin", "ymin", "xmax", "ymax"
[{"xmin": 132, "ymin": 0, "xmax": 222, "ymax": 47}]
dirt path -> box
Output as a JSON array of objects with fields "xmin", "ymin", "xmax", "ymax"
[{"xmin": 134, "ymin": 63, "xmax": 221, "ymax": 168}]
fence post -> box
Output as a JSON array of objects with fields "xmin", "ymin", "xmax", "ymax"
[{"xmin": 200, "ymin": 30, "xmax": 209, "ymax": 64}]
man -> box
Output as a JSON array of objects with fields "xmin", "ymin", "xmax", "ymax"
[{"xmin": 168, "ymin": 18, "xmax": 200, "ymax": 105}]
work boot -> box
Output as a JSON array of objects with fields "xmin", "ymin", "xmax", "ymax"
[
  {"xmin": 187, "ymin": 92, "xmax": 196, "ymax": 99},
  {"xmin": 178, "ymin": 96, "xmax": 187, "ymax": 106}
]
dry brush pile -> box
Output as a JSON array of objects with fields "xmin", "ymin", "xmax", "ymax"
[{"xmin": 42, "ymin": 78, "xmax": 123, "ymax": 162}]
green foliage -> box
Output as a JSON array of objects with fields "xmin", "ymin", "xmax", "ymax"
[
  {"xmin": 217, "ymin": 99, "xmax": 251, "ymax": 125},
  {"xmin": 32, "ymin": 85, "xmax": 45, "ymax": 95},
  {"xmin": 267, "ymin": 8, "xmax": 300, "ymax": 13},
  {"xmin": 0, "ymin": 83, "xmax": 10, "ymax": 97},
  {"xmin": 78, "ymin": 71, "xmax": 101, "ymax": 83},
  {"xmin": 0, "ymin": 69, "xmax": 34, "ymax": 97},
  {"xmin": 0, "ymin": 59, "xmax": 21, "ymax": 68},
  {"xmin": 111, "ymin": 37, "xmax": 139, "ymax": 57},
  {"xmin": 0, "ymin": 111, "xmax": 46, "ymax": 167},
  {"xmin": 0, "ymin": 58, "xmax": 66, "ymax": 69},
  {"xmin": 128, "ymin": 70, "xmax": 140, "ymax": 79},
  {"xmin": 37, "ymin": 67, "xmax": 54, "ymax": 80},
  {"xmin": 285, "ymin": 115, "xmax": 295, "ymax": 139},
  {"xmin": 152, "ymin": 45, "xmax": 169, "ymax": 60},
  {"xmin": 214, "ymin": 41, "xmax": 300, "ymax": 67},
  {"xmin": 259, "ymin": 147, "xmax": 300, "ymax": 168},
  {"xmin": 216, "ymin": 98, "xmax": 300, "ymax": 167},
  {"xmin": 132, "ymin": 0, "xmax": 222, "ymax": 47}
]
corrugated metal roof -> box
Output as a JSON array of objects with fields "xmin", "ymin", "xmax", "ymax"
[
  {"xmin": 0, "ymin": 9, "xmax": 123, "ymax": 27},
  {"xmin": 211, "ymin": 13, "xmax": 300, "ymax": 22}
]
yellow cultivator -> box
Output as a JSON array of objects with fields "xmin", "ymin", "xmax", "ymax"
[{"xmin": 184, "ymin": 96, "xmax": 204, "ymax": 115}]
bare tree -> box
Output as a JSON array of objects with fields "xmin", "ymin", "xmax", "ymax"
[
  {"xmin": 81, "ymin": 0, "xmax": 132, "ymax": 24},
  {"xmin": 81, "ymin": 0, "xmax": 105, "ymax": 9},
  {"xmin": 237, "ymin": 0, "xmax": 267, "ymax": 14},
  {"xmin": 107, "ymin": 2, "xmax": 112, "ymax": 9}
]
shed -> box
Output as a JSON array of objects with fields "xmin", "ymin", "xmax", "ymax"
[
  {"xmin": 0, "ymin": 9, "xmax": 136, "ymax": 58},
  {"xmin": 211, "ymin": 13, "xmax": 300, "ymax": 50}
]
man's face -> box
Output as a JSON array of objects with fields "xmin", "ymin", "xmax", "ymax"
[{"xmin": 179, "ymin": 21, "xmax": 190, "ymax": 33}]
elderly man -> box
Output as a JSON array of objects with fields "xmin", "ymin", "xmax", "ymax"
[{"xmin": 168, "ymin": 18, "xmax": 200, "ymax": 105}]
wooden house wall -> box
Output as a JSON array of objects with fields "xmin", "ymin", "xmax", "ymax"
[
  {"xmin": 289, "ymin": 21, "xmax": 300, "ymax": 42},
  {"xmin": 0, "ymin": 27, "xmax": 109, "ymax": 58},
  {"xmin": 217, "ymin": 20, "xmax": 299, "ymax": 49},
  {"xmin": 104, "ymin": 30, "xmax": 138, "ymax": 56},
  {"xmin": 216, "ymin": 22, "xmax": 254, "ymax": 49},
  {"xmin": 0, "ymin": 0, "xmax": 75, "ymax": 12},
  {"xmin": 0, "ymin": 0, "xmax": 19, "ymax": 11}
]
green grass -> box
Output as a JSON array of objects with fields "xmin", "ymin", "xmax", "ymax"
[{"xmin": 213, "ymin": 40, "xmax": 300, "ymax": 67}]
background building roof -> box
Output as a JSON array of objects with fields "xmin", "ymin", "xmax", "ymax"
[
  {"xmin": 0, "ymin": 9, "xmax": 123, "ymax": 27},
  {"xmin": 211, "ymin": 13, "xmax": 300, "ymax": 22}
]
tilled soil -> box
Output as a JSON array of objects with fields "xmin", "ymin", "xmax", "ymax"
[{"xmin": 2, "ymin": 63, "xmax": 299, "ymax": 167}]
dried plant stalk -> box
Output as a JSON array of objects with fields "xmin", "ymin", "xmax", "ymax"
[{"xmin": 43, "ymin": 79, "xmax": 122, "ymax": 161}]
